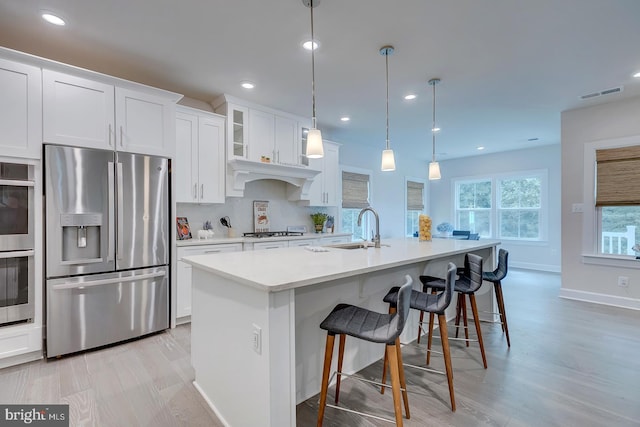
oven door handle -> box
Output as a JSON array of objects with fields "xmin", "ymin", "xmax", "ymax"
[
  {"xmin": 0, "ymin": 179, "xmax": 35, "ymax": 187},
  {"xmin": 0, "ymin": 250, "xmax": 34, "ymax": 259},
  {"xmin": 50, "ymin": 270, "xmax": 167, "ymax": 291}
]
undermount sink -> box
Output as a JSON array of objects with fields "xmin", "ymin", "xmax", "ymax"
[{"xmin": 328, "ymin": 242, "xmax": 390, "ymax": 250}]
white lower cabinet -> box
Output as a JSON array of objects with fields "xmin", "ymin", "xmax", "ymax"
[
  {"xmin": 176, "ymin": 243, "xmax": 242, "ymax": 320},
  {"xmin": 288, "ymin": 239, "xmax": 318, "ymax": 247},
  {"xmin": 248, "ymin": 240, "xmax": 289, "ymax": 251},
  {"xmin": 319, "ymin": 235, "xmax": 351, "ymax": 245}
]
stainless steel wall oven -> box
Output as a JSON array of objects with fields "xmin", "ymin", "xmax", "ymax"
[{"xmin": 0, "ymin": 162, "xmax": 35, "ymax": 326}]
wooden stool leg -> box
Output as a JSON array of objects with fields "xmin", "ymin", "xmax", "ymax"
[
  {"xmin": 496, "ymin": 283, "xmax": 511, "ymax": 347},
  {"xmin": 469, "ymin": 294, "xmax": 487, "ymax": 368},
  {"xmin": 395, "ymin": 338, "xmax": 411, "ymax": 419},
  {"xmin": 380, "ymin": 345, "xmax": 388, "ymax": 394},
  {"xmin": 386, "ymin": 342, "xmax": 405, "ymax": 427},
  {"xmin": 454, "ymin": 295, "xmax": 462, "ymax": 338},
  {"xmin": 334, "ymin": 334, "xmax": 346, "ymax": 404},
  {"xmin": 438, "ymin": 314, "xmax": 456, "ymax": 411},
  {"xmin": 380, "ymin": 305, "xmax": 396, "ymax": 394},
  {"xmin": 461, "ymin": 295, "xmax": 470, "ymax": 347},
  {"xmin": 317, "ymin": 333, "xmax": 335, "ymax": 427},
  {"xmin": 494, "ymin": 284, "xmax": 505, "ymax": 332},
  {"xmin": 417, "ymin": 310, "xmax": 424, "ymax": 344},
  {"xmin": 426, "ymin": 311, "xmax": 435, "ymax": 365}
]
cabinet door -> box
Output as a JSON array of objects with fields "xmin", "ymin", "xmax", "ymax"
[
  {"xmin": 176, "ymin": 260, "xmax": 192, "ymax": 318},
  {"xmin": 43, "ymin": 69, "xmax": 115, "ymax": 150},
  {"xmin": 323, "ymin": 143, "xmax": 340, "ymax": 206},
  {"xmin": 307, "ymin": 156, "xmax": 324, "ymax": 206},
  {"xmin": 248, "ymin": 109, "xmax": 274, "ymax": 162},
  {"xmin": 175, "ymin": 111, "xmax": 198, "ymax": 203},
  {"xmin": 198, "ymin": 115, "xmax": 225, "ymax": 204},
  {"xmin": 227, "ymin": 104, "xmax": 248, "ymax": 159},
  {"xmin": 275, "ymin": 116, "xmax": 298, "ymax": 165},
  {"xmin": 0, "ymin": 59, "xmax": 41, "ymax": 159},
  {"xmin": 115, "ymin": 87, "xmax": 175, "ymax": 157}
]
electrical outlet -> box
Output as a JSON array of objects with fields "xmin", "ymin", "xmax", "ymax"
[
  {"xmin": 572, "ymin": 203, "xmax": 584, "ymax": 213},
  {"xmin": 618, "ymin": 276, "xmax": 629, "ymax": 288},
  {"xmin": 252, "ymin": 324, "xmax": 262, "ymax": 354}
]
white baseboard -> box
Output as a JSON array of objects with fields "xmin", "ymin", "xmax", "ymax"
[
  {"xmin": 559, "ymin": 288, "xmax": 640, "ymax": 311},
  {"xmin": 511, "ymin": 261, "xmax": 561, "ymax": 273},
  {"xmin": 193, "ymin": 380, "xmax": 231, "ymax": 427},
  {"xmin": 0, "ymin": 350, "xmax": 42, "ymax": 370}
]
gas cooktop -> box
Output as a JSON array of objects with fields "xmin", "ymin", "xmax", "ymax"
[{"xmin": 243, "ymin": 231, "xmax": 304, "ymax": 238}]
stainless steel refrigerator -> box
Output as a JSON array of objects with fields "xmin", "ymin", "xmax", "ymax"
[{"xmin": 44, "ymin": 145, "xmax": 170, "ymax": 358}]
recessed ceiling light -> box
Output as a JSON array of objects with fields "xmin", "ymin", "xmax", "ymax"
[
  {"xmin": 432, "ymin": 127, "xmax": 441, "ymax": 132},
  {"xmin": 302, "ymin": 40, "xmax": 319, "ymax": 50},
  {"xmin": 634, "ymin": 72, "xmax": 640, "ymax": 78},
  {"xmin": 241, "ymin": 82, "xmax": 255, "ymax": 89},
  {"xmin": 340, "ymin": 116, "xmax": 350, "ymax": 122},
  {"xmin": 404, "ymin": 94, "xmax": 416, "ymax": 100},
  {"xmin": 42, "ymin": 12, "xmax": 65, "ymax": 26},
  {"xmin": 477, "ymin": 146, "xmax": 485, "ymax": 150}
]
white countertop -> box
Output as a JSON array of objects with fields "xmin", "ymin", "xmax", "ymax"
[
  {"xmin": 176, "ymin": 232, "xmax": 352, "ymax": 247},
  {"xmin": 183, "ymin": 237, "xmax": 500, "ymax": 292}
]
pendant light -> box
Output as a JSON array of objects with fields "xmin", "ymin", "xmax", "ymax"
[
  {"xmin": 303, "ymin": 0, "xmax": 324, "ymax": 159},
  {"xmin": 428, "ymin": 78, "xmax": 441, "ymax": 180},
  {"xmin": 380, "ymin": 45, "xmax": 396, "ymax": 171}
]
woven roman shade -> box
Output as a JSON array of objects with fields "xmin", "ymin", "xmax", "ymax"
[
  {"xmin": 596, "ymin": 146, "xmax": 640, "ymax": 206},
  {"xmin": 342, "ymin": 171, "xmax": 370, "ymax": 209},
  {"xmin": 407, "ymin": 180, "xmax": 424, "ymax": 211}
]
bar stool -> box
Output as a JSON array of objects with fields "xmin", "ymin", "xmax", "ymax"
[
  {"xmin": 381, "ymin": 262, "xmax": 458, "ymax": 411},
  {"xmin": 317, "ymin": 275, "xmax": 413, "ymax": 427},
  {"xmin": 482, "ymin": 249, "xmax": 510, "ymax": 347},
  {"xmin": 421, "ymin": 253, "xmax": 487, "ymax": 369}
]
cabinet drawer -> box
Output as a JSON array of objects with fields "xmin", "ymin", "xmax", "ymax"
[
  {"xmin": 320, "ymin": 236, "xmax": 351, "ymax": 245},
  {"xmin": 252, "ymin": 241, "xmax": 288, "ymax": 251},
  {"xmin": 178, "ymin": 243, "xmax": 243, "ymax": 259},
  {"xmin": 289, "ymin": 239, "xmax": 318, "ymax": 247}
]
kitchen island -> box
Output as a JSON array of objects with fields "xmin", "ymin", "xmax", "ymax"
[{"xmin": 184, "ymin": 237, "xmax": 500, "ymax": 427}]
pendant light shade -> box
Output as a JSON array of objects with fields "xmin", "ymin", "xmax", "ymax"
[
  {"xmin": 428, "ymin": 78, "xmax": 441, "ymax": 180},
  {"xmin": 429, "ymin": 161, "xmax": 441, "ymax": 180},
  {"xmin": 303, "ymin": 0, "xmax": 324, "ymax": 159},
  {"xmin": 380, "ymin": 45, "xmax": 395, "ymax": 171}
]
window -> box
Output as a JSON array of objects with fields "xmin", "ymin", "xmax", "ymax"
[
  {"xmin": 341, "ymin": 170, "xmax": 370, "ymax": 240},
  {"xmin": 455, "ymin": 179, "xmax": 492, "ymax": 237},
  {"xmin": 595, "ymin": 145, "xmax": 640, "ymax": 255},
  {"xmin": 498, "ymin": 176, "xmax": 542, "ymax": 240},
  {"xmin": 454, "ymin": 171, "xmax": 546, "ymax": 240},
  {"xmin": 406, "ymin": 179, "xmax": 425, "ymax": 236}
]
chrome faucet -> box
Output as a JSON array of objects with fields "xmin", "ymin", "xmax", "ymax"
[{"xmin": 357, "ymin": 206, "xmax": 381, "ymax": 248}]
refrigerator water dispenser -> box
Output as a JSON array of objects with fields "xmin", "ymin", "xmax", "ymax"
[{"xmin": 60, "ymin": 213, "xmax": 103, "ymax": 263}]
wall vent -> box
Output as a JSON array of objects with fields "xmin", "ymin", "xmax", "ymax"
[{"xmin": 580, "ymin": 86, "xmax": 624, "ymax": 100}]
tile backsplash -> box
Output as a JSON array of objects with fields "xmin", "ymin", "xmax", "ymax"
[{"xmin": 177, "ymin": 179, "xmax": 337, "ymax": 237}]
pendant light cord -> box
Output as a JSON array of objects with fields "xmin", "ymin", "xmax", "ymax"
[
  {"xmin": 432, "ymin": 80, "xmax": 437, "ymax": 162},
  {"xmin": 310, "ymin": 0, "xmax": 317, "ymax": 129},
  {"xmin": 385, "ymin": 51, "xmax": 390, "ymax": 149}
]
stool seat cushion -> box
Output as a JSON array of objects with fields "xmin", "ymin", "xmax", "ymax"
[
  {"xmin": 482, "ymin": 271, "xmax": 501, "ymax": 283},
  {"xmin": 421, "ymin": 275, "xmax": 476, "ymax": 294},
  {"xmin": 320, "ymin": 303, "xmax": 400, "ymax": 344},
  {"xmin": 383, "ymin": 287, "xmax": 448, "ymax": 315}
]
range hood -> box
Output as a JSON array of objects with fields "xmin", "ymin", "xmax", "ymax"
[{"xmin": 226, "ymin": 158, "xmax": 320, "ymax": 199}]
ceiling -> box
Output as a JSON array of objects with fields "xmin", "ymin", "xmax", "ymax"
[{"xmin": 1, "ymin": 0, "xmax": 640, "ymax": 162}]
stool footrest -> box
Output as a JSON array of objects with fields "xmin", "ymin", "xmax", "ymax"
[
  {"xmin": 403, "ymin": 362, "xmax": 446, "ymax": 376},
  {"xmin": 324, "ymin": 403, "xmax": 396, "ymax": 424}
]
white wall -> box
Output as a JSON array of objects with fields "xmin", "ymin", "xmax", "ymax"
[
  {"xmin": 177, "ymin": 179, "xmax": 337, "ymax": 236},
  {"xmin": 561, "ymin": 95, "xmax": 640, "ymax": 307},
  {"xmin": 428, "ymin": 144, "xmax": 561, "ymax": 272}
]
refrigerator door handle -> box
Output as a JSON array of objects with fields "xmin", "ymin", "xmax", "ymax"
[
  {"xmin": 51, "ymin": 270, "xmax": 167, "ymax": 291},
  {"xmin": 116, "ymin": 162, "xmax": 124, "ymax": 260},
  {"xmin": 107, "ymin": 162, "xmax": 115, "ymax": 262}
]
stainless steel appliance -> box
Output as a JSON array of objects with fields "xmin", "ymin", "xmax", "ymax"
[
  {"xmin": 0, "ymin": 162, "xmax": 35, "ymax": 326},
  {"xmin": 44, "ymin": 145, "xmax": 169, "ymax": 357}
]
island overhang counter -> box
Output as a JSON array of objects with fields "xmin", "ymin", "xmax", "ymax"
[{"xmin": 184, "ymin": 237, "xmax": 500, "ymax": 427}]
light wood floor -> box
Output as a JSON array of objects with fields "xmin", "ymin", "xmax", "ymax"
[{"xmin": 1, "ymin": 269, "xmax": 639, "ymax": 426}]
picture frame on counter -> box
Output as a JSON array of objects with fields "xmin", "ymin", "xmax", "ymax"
[
  {"xmin": 253, "ymin": 200, "xmax": 270, "ymax": 232},
  {"xmin": 176, "ymin": 216, "xmax": 192, "ymax": 240}
]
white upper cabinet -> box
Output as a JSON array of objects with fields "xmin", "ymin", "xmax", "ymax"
[
  {"xmin": 175, "ymin": 107, "xmax": 225, "ymax": 204},
  {"xmin": 0, "ymin": 58, "xmax": 42, "ymax": 159},
  {"xmin": 275, "ymin": 115, "xmax": 298, "ymax": 165},
  {"xmin": 43, "ymin": 69, "xmax": 177, "ymax": 156},
  {"xmin": 249, "ymin": 108, "xmax": 275, "ymax": 162},
  {"xmin": 308, "ymin": 141, "xmax": 340, "ymax": 206}
]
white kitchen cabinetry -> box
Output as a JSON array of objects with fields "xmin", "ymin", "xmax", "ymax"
[
  {"xmin": 176, "ymin": 243, "xmax": 242, "ymax": 320},
  {"xmin": 43, "ymin": 69, "xmax": 177, "ymax": 156},
  {"xmin": 319, "ymin": 235, "xmax": 351, "ymax": 245},
  {"xmin": 249, "ymin": 240, "xmax": 289, "ymax": 251},
  {"xmin": 307, "ymin": 141, "xmax": 340, "ymax": 206},
  {"xmin": 214, "ymin": 101, "xmax": 248, "ymax": 160},
  {"xmin": 275, "ymin": 115, "xmax": 298, "ymax": 165},
  {"xmin": 0, "ymin": 58, "xmax": 41, "ymax": 159},
  {"xmin": 175, "ymin": 107, "xmax": 225, "ymax": 204},
  {"xmin": 248, "ymin": 108, "xmax": 275, "ymax": 162},
  {"xmin": 288, "ymin": 238, "xmax": 318, "ymax": 247}
]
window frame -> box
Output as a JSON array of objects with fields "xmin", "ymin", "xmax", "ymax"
[
  {"xmin": 582, "ymin": 135, "xmax": 640, "ymax": 268},
  {"xmin": 339, "ymin": 165, "xmax": 373, "ymax": 241},
  {"xmin": 453, "ymin": 170, "xmax": 548, "ymax": 242},
  {"xmin": 405, "ymin": 176, "xmax": 426, "ymax": 237}
]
